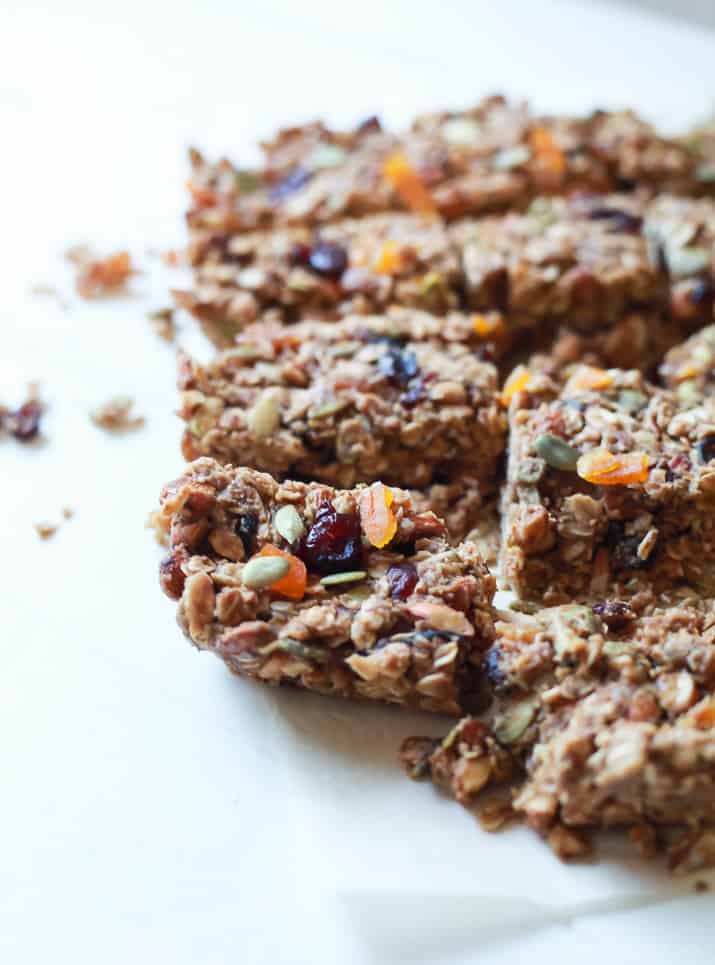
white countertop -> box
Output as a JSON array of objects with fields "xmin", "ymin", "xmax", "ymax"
[{"xmin": 3, "ymin": 2, "xmax": 715, "ymax": 962}]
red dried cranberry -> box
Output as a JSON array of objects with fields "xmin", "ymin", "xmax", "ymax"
[
  {"xmin": 378, "ymin": 347, "xmax": 419, "ymax": 388},
  {"xmin": 289, "ymin": 242, "xmax": 312, "ymax": 267},
  {"xmin": 605, "ymin": 521, "xmax": 649, "ymax": 570},
  {"xmin": 159, "ymin": 552, "xmax": 186, "ymax": 600},
  {"xmin": 269, "ymin": 167, "xmax": 312, "ymax": 203},
  {"xmin": 308, "ymin": 242, "xmax": 348, "ymax": 280},
  {"xmin": 592, "ymin": 600, "xmax": 636, "ymax": 630},
  {"xmin": 296, "ymin": 502, "xmax": 363, "ymax": 574},
  {"xmin": 484, "ymin": 267, "xmax": 510, "ymax": 312},
  {"xmin": 697, "ymin": 435, "xmax": 715, "ymax": 464},
  {"xmin": 386, "ymin": 562, "xmax": 419, "ymax": 600},
  {"xmin": 6, "ymin": 400, "xmax": 43, "ymax": 440},
  {"xmin": 356, "ymin": 115, "xmax": 382, "ymax": 135},
  {"xmin": 587, "ymin": 206, "xmax": 642, "ymax": 234}
]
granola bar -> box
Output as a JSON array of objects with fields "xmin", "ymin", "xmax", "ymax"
[
  {"xmin": 660, "ymin": 324, "xmax": 715, "ymax": 401},
  {"xmin": 402, "ymin": 599, "xmax": 715, "ymax": 870},
  {"xmin": 500, "ymin": 364, "xmax": 715, "ymax": 602},
  {"xmin": 178, "ymin": 313, "xmax": 505, "ymax": 491},
  {"xmin": 186, "ymin": 97, "xmax": 700, "ymax": 240},
  {"xmin": 154, "ymin": 459, "xmax": 496, "ymax": 715}
]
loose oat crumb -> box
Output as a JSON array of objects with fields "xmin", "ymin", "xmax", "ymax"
[
  {"xmin": 476, "ymin": 799, "xmax": 515, "ymax": 832},
  {"xmin": 29, "ymin": 282, "xmax": 69, "ymax": 311},
  {"xmin": 90, "ymin": 396, "xmax": 145, "ymax": 432},
  {"xmin": 695, "ymin": 879, "xmax": 710, "ymax": 893},
  {"xmin": 147, "ymin": 307, "xmax": 176, "ymax": 341},
  {"xmin": 62, "ymin": 506, "xmax": 74, "ymax": 520},
  {"xmin": 34, "ymin": 521, "xmax": 58, "ymax": 540},
  {"xmin": 74, "ymin": 249, "xmax": 134, "ymax": 298},
  {"xmin": 163, "ymin": 248, "xmax": 184, "ymax": 267}
]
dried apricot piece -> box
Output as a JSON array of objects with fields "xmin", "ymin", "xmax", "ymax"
[
  {"xmin": 187, "ymin": 180, "xmax": 220, "ymax": 208},
  {"xmin": 501, "ymin": 366, "xmax": 531, "ymax": 406},
  {"xmin": 253, "ymin": 544, "xmax": 307, "ymax": 600},
  {"xmin": 473, "ymin": 313, "xmax": 505, "ymax": 339},
  {"xmin": 577, "ymin": 448, "xmax": 649, "ymax": 485},
  {"xmin": 383, "ymin": 153, "xmax": 436, "ymax": 215},
  {"xmin": 529, "ymin": 126, "xmax": 567, "ymax": 177},
  {"xmin": 358, "ymin": 483, "xmax": 397, "ymax": 548},
  {"xmin": 373, "ymin": 240, "xmax": 402, "ymax": 274},
  {"xmin": 76, "ymin": 251, "xmax": 133, "ymax": 298}
]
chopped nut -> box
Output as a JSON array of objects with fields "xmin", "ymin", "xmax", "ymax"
[{"xmin": 34, "ymin": 521, "xmax": 57, "ymax": 540}]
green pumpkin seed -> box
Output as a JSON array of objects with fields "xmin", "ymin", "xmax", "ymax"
[
  {"xmin": 419, "ymin": 271, "xmax": 445, "ymax": 295},
  {"xmin": 260, "ymin": 637, "xmax": 328, "ymax": 664},
  {"xmin": 274, "ymin": 505, "xmax": 304, "ymax": 544},
  {"xmin": 319, "ymin": 570, "xmax": 367, "ymax": 587},
  {"xmin": 308, "ymin": 399, "xmax": 349, "ymax": 419},
  {"xmin": 617, "ymin": 390, "xmax": 647, "ymax": 414},
  {"xmin": 247, "ymin": 392, "xmax": 280, "ymax": 437},
  {"xmin": 241, "ymin": 556, "xmax": 290, "ymax": 589},
  {"xmin": 602, "ymin": 640, "xmax": 633, "ymax": 658},
  {"xmin": 696, "ymin": 162, "xmax": 715, "ymax": 184},
  {"xmin": 495, "ymin": 699, "xmax": 538, "ymax": 746},
  {"xmin": 234, "ymin": 169, "xmax": 261, "ymax": 193},
  {"xmin": 517, "ymin": 457, "xmax": 546, "ymax": 484},
  {"xmin": 534, "ymin": 433, "xmax": 579, "ymax": 471}
]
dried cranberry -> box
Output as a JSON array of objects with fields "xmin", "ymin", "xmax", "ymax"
[
  {"xmin": 592, "ymin": 599, "xmax": 636, "ymax": 630},
  {"xmin": 386, "ymin": 562, "xmax": 419, "ymax": 600},
  {"xmin": 587, "ymin": 206, "xmax": 642, "ymax": 234},
  {"xmin": 356, "ymin": 115, "xmax": 382, "ymax": 135},
  {"xmin": 378, "ymin": 347, "xmax": 419, "ymax": 388},
  {"xmin": 666, "ymin": 452, "xmax": 692, "ymax": 480},
  {"xmin": 400, "ymin": 377, "xmax": 427, "ymax": 408},
  {"xmin": 236, "ymin": 513, "xmax": 258, "ymax": 555},
  {"xmin": 296, "ymin": 502, "xmax": 363, "ymax": 574},
  {"xmin": 159, "ymin": 552, "xmax": 186, "ymax": 600},
  {"xmin": 484, "ymin": 268, "xmax": 510, "ymax": 312},
  {"xmin": 308, "ymin": 242, "xmax": 348, "ymax": 280},
  {"xmin": 697, "ymin": 435, "xmax": 715, "ymax": 464},
  {"xmin": 616, "ymin": 177, "xmax": 637, "ymax": 192},
  {"xmin": 6, "ymin": 400, "xmax": 43, "ymax": 440},
  {"xmin": 269, "ymin": 167, "xmax": 312, "ymax": 203},
  {"xmin": 289, "ymin": 242, "xmax": 312, "ymax": 267}
]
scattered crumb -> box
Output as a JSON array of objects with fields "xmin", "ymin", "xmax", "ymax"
[
  {"xmin": 61, "ymin": 506, "xmax": 74, "ymax": 520},
  {"xmin": 147, "ymin": 307, "xmax": 176, "ymax": 341},
  {"xmin": 64, "ymin": 243, "xmax": 92, "ymax": 266},
  {"xmin": 90, "ymin": 396, "xmax": 145, "ymax": 432},
  {"xmin": 629, "ymin": 823, "xmax": 658, "ymax": 860},
  {"xmin": 34, "ymin": 521, "xmax": 58, "ymax": 541},
  {"xmin": 1, "ymin": 387, "xmax": 45, "ymax": 442},
  {"xmin": 29, "ymin": 283, "xmax": 69, "ymax": 311},
  {"xmin": 73, "ymin": 249, "xmax": 134, "ymax": 298},
  {"xmin": 695, "ymin": 879, "xmax": 710, "ymax": 893},
  {"xmin": 476, "ymin": 799, "xmax": 515, "ymax": 832},
  {"xmin": 163, "ymin": 248, "xmax": 184, "ymax": 268}
]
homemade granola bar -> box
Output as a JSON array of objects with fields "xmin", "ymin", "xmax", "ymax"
[
  {"xmin": 660, "ymin": 324, "xmax": 715, "ymax": 400},
  {"xmin": 178, "ymin": 313, "xmax": 505, "ymax": 491},
  {"xmin": 186, "ymin": 97, "xmax": 701, "ymax": 241},
  {"xmin": 402, "ymin": 598, "xmax": 715, "ymax": 870},
  {"xmin": 500, "ymin": 364, "xmax": 715, "ymax": 602},
  {"xmin": 176, "ymin": 212, "xmax": 462, "ymax": 343},
  {"xmin": 154, "ymin": 459, "xmax": 496, "ymax": 715}
]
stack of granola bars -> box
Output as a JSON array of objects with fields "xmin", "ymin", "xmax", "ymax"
[{"xmin": 155, "ymin": 96, "xmax": 715, "ymax": 871}]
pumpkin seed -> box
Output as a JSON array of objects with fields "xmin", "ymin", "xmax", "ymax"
[
  {"xmin": 419, "ymin": 271, "xmax": 445, "ymax": 295},
  {"xmin": 495, "ymin": 699, "xmax": 538, "ymax": 745},
  {"xmin": 319, "ymin": 570, "xmax": 367, "ymax": 587},
  {"xmin": 274, "ymin": 505, "xmax": 304, "ymax": 544},
  {"xmin": 260, "ymin": 637, "xmax": 328, "ymax": 663},
  {"xmin": 617, "ymin": 389, "xmax": 647, "ymax": 414},
  {"xmin": 508, "ymin": 599, "xmax": 541, "ymax": 615},
  {"xmin": 516, "ymin": 457, "xmax": 546, "ymax": 484},
  {"xmin": 234, "ymin": 169, "xmax": 261, "ymax": 193},
  {"xmin": 696, "ymin": 162, "xmax": 715, "ymax": 183},
  {"xmin": 247, "ymin": 392, "xmax": 280, "ymax": 437},
  {"xmin": 241, "ymin": 556, "xmax": 290, "ymax": 589},
  {"xmin": 534, "ymin": 433, "xmax": 579, "ymax": 471},
  {"xmin": 226, "ymin": 344, "xmax": 263, "ymax": 362},
  {"xmin": 308, "ymin": 398, "xmax": 349, "ymax": 419}
]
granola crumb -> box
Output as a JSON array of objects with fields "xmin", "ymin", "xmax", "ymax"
[
  {"xmin": 90, "ymin": 396, "xmax": 145, "ymax": 432},
  {"xmin": 74, "ymin": 250, "xmax": 134, "ymax": 298},
  {"xmin": 2, "ymin": 390, "xmax": 44, "ymax": 442},
  {"xmin": 61, "ymin": 506, "xmax": 74, "ymax": 520},
  {"xmin": 29, "ymin": 282, "xmax": 69, "ymax": 311},
  {"xmin": 547, "ymin": 824, "xmax": 593, "ymax": 861},
  {"xmin": 476, "ymin": 799, "xmax": 516, "ymax": 832},
  {"xmin": 147, "ymin": 307, "xmax": 176, "ymax": 341},
  {"xmin": 34, "ymin": 521, "xmax": 58, "ymax": 541},
  {"xmin": 629, "ymin": 823, "xmax": 658, "ymax": 860},
  {"xmin": 695, "ymin": 879, "xmax": 710, "ymax": 893}
]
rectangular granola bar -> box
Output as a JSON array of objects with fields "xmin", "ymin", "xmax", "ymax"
[
  {"xmin": 186, "ymin": 97, "xmax": 701, "ymax": 240},
  {"xmin": 500, "ymin": 364, "xmax": 715, "ymax": 602},
  {"xmin": 402, "ymin": 598, "xmax": 715, "ymax": 871},
  {"xmin": 154, "ymin": 459, "xmax": 496, "ymax": 715},
  {"xmin": 178, "ymin": 313, "xmax": 505, "ymax": 492}
]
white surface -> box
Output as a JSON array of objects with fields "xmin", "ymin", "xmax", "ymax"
[{"xmin": 2, "ymin": 2, "xmax": 715, "ymax": 962}]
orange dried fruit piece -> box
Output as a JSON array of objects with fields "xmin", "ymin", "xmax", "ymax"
[
  {"xmin": 501, "ymin": 366, "xmax": 531, "ymax": 406},
  {"xmin": 576, "ymin": 448, "xmax": 649, "ymax": 486},
  {"xmin": 473, "ymin": 313, "xmax": 505, "ymax": 339},
  {"xmin": 358, "ymin": 483, "xmax": 397, "ymax": 548},
  {"xmin": 675, "ymin": 363, "xmax": 700, "ymax": 382},
  {"xmin": 529, "ymin": 126, "xmax": 566, "ymax": 177},
  {"xmin": 186, "ymin": 179, "xmax": 220, "ymax": 208},
  {"xmin": 373, "ymin": 240, "xmax": 402, "ymax": 274},
  {"xmin": 383, "ymin": 153, "xmax": 436, "ymax": 214},
  {"xmin": 567, "ymin": 366, "xmax": 614, "ymax": 392},
  {"xmin": 253, "ymin": 544, "xmax": 307, "ymax": 600},
  {"xmin": 76, "ymin": 251, "xmax": 133, "ymax": 299}
]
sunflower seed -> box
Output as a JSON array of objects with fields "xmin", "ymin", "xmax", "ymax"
[
  {"xmin": 247, "ymin": 392, "xmax": 280, "ymax": 437},
  {"xmin": 274, "ymin": 505, "xmax": 304, "ymax": 544},
  {"xmin": 495, "ymin": 699, "xmax": 538, "ymax": 745}
]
